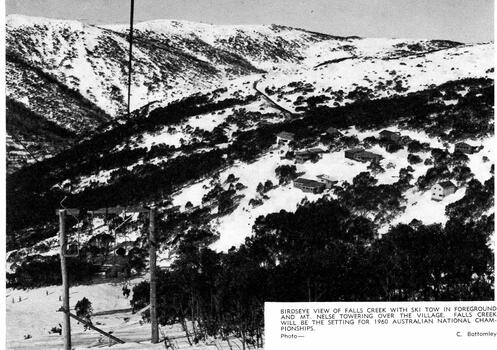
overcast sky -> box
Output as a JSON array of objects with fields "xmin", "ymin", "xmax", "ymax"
[{"xmin": 6, "ymin": 0, "xmax": 494, "ymax": 43}]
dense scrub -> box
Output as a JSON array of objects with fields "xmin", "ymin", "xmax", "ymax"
[
  {"xmin": 6, "ymin": 51, "xmax": 112, "ymax": 122},
  {"xmin": 306, "ymin": 78, "xmax": 493, "ymax": 139},
  {"xmin": 7, "ymin": 78, "xmax": 493, "ymax": 250},
  {"xmin": 6, "ymin": 255, "xmax": 99, "ymax": 289},
  {"xmin": 131, "ymin": 193, "xmax": 494, "ymax": 346},
  {"xmin": 6, "ymin": 98, "xmax": 76, "ymax": 141},
  {"xmin": 6, "ymin": 95, "xmax": 253, "ymax": 235}
]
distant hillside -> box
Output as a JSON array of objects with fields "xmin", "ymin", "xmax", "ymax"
[
  {"xmin": 5, "ymin": 14, "xmax": 464, "ymax": 172},
  {"xmin": 6, "ymin": 98, "xmax": 77, "ymax": 172}
]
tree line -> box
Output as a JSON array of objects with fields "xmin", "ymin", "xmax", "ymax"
[{"xmin": 131, "ymin": 186, "xmax": 494, "ymax": 347}]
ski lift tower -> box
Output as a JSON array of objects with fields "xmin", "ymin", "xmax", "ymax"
[{"xmin": 57, "ymin": 1, "xmax": 159, "ymax": 347}]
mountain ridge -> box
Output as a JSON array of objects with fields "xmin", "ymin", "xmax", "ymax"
[{"xmin": 5, "ymin": 14, "xmax": 484, "ymax": 174}]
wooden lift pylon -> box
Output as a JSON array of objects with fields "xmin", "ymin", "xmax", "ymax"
[{"xmin": 57, "ymin": 204, "xmax": 160, "ymax": 346}]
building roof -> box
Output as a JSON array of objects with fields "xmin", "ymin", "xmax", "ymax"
[
  {"xmin": 326, "ymin": 127, "xmax": 340, "ymax": 134},
  {"xmin": 359, "ymin": 150, "xmax": 382, "ymax": 159},
  {"xmin": 437, "ymin": 181, "xmax": 457, "ymax": 189},
  {"xmin": 294, "ymin": 178, "xmax": 324, "ymax": 187},
  {"xmin": 307, "ymin": 148, "xmax": 326, "ymax": 154},
  {"xmin": 345, "ymin": 148, "xmax": 364, "ymax": 154},
  {"xmin": 345, "ymin": 148, "xmax": 381, "ymax": 159},
  {"xmin": 296, "ymin": 148, "xmax": 325, "ymax": 157},
  {"xmin": 317, "ymin": 174, "xmax": 337, "ymax": 182},
  {"xmin": 295, "ymin": 151, "xmax": 312, "ymax": 157},
  {"xmin": 276, "ymin": 131, "xmax": 295, "ymax": 140},
  {"xmin": 380, "ymin": 130, "xmax": 400, "ymax": 136}
]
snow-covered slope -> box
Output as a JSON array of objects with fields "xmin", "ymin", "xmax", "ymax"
[
  {"xmin": 5, "ymin": 15, "xmax": 494, "ymax": 348},
  {"xmin": 107, "ymin": 19, "xmax": 462, "ymax": 72},
  {"xmin": 6, "ymin": 15, "xmax": 261, "ymax": 116},
  {"xmin": 7, "ymin": 15, "xmax": 461, "ymax": 118},
  {"xmin": 7, "ymin": 278, "xmax": 254, "ymax": 349},
  {"xmin": 257, "ymin": 43, "xmax": 493, "ymax": 113},
  {"xmin": 174, "ymin": 129, "xmax": 493, "ymax": 251},
  {"xmin": 5, "ymin": 15, "xmax": 472, "ymax": 173},
  {"xmin": 6, "ymin": 14, "xmax": 467, "ymax": 117}
]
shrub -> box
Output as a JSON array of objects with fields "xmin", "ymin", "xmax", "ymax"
[
  {"xmin": 407, "ymin": 154, "xmax": 422, "ymax": 165},
  {"xmin": 6, "ymin": 255, "xmax": 98, "ymax": 289},
  {"xmin": 407, "ymin": 140, "xmax": 423, "ymax": 153},
  {"xmin": 275, "ymin": 165, "xmax": 297, "ymax": 184},
  {"xmin": 264, "ymin": 180, "xmax": 274, "ymax": 192},
  {"xmin": 75, "ymin": 297, "xmax": 93, "ymax": 319}
]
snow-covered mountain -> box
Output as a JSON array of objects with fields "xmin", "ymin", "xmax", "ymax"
[
  {"xmin": 5, "ymin": 15, "xmax": 494, "ymax": 254},
  {"xmin": 257, "ymin": 43, "xmax": 493, "ymax": 113},
  {"xmin": 7, "ymin": 75, "xmax": 494, "ymax": 282},
  {"xmin": 7, "ymin": 15, "xmax": 463, "ymax": 116},
  {"xmin": 6, "ymin": 14, "xmax": 468, "ymax": 172},
  {"xmin": 5, "ymin": 15, "xmax": 495, "ymax": 349}
]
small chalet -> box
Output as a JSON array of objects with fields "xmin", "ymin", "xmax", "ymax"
[
  {"xmin": 295, "ymin": 151, "xmax": 315, "ymax": 163},
  {"xmin": 427, "ymin": 96, "xmax": 444, "ymax": 105},
  {"xmin": 431, "ymin": 181, "xmax": 457, "ymax": 201},
  {"xmin": 295, "ymin": 148, "xmax": 325, "ymax": 163},
  {"xmin": 344, "ymin": 148, "xmax": 363, "ymax": 160},
  {"xmin": 316, "ymin": 175, "xmax": 337, "ymax": 189},
  {"xmin": 385, "ymin": 143, "xmax": 401, "ymax": 152},
  {"xmin": 345, "ymin": 148, "xmax": 382, "ymax": 163},
  {"xmin": 307, "ymin": 147, "xmax": 326, "ymax": 154},
  {"xmin": 102, "ymin": 254, "xmax": 131, "ymax": 278},
  {"xmin": 358, "ymin": 150, "xmax": 382, "ymax": 163},
  {"xmin": 258, "ymin": 120, "xmax": 272, "ymax": 127},
  {"xmin": 454, "ymin": 142, "xmax": 476, "ymax": 154},
  {"xmin": 379, "ymin": 130, "xmax": 401, "ymax": 143},
  {"xmin": 276, "ymin": 132, "xmax": 295, "ymax": 144},
  {"xmin": 293, "ymin": 178, "xmax": 325, "ymax": 194}
]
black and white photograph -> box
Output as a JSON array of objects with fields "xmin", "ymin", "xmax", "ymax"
[{"xmin": 2, "ymin": 0, "xmax": 495, "ymax": 349}]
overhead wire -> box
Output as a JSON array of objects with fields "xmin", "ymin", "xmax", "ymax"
[
  {"xmin": 55, "ymin": 0, "xmax": 136, "ymax": 258},
  {"xmin": 127, "ymin": 0, "xmax": 135, "ymax": 119}
]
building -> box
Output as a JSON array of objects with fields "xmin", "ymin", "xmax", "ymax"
[
  {"xmin": 345, "ymin": 148, "xmax": 382, "ymax": 163},
  {"xmin": 454, "ymin": 142, "xmax": 476, "ymax": 154},
  {"xmin": 307, "ymin": 147, "xmax": 326, "ymax": 154},
  {"xmin": 427, "ymin": 96, "xmax": 444, "ymax": 105},
  {"xmin": 379, "ymin": 130, "xmax": 401, "ymax": 143},
  {"xmin": 344, "ymin": 148, "xmax": 364, "ymax": 160},
  {"xmin": 357, "ymin": 150, "xmax": 382, "ymax": 163},
  {"xmin": 385, "ymin": 143, "xmax": 401, "ymax": 152},
  {"xmin": 276, "ymin": 132, "xmax": 295, "ymax": 144},
  {"xmin": 295, "ymin": 148, "xmax": 325, "ymax": 163},
  {"xmin": 294, "ymin": 178, "xmax": 325, "ymax": 194},
  {"xmin": 295, "ymin": 151, "xmax": 315, "ymax": 163},
  {"xmin": 316, "ymin": 175, "xmax": 337, "ymax": 189},
  {"xmin": 431, "ymin": 181, "xmax": 457, "ymax": 201}
]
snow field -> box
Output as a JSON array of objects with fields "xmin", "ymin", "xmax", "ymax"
[{"xmin": 257, "ymin": 43, "xmax": 493, "ymax": 113}]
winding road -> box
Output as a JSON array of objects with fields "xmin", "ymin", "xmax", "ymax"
[{"xmin": 252, "ymin": 77, "xmax": 300, "ymax": 117}]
